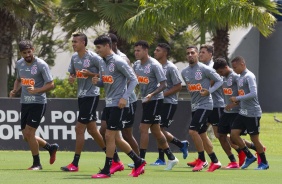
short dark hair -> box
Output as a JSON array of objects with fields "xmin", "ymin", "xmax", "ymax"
[
  {"xmin": 157, "ymin": 43, "xmax": 171, "ymax": 56},
  {"xmin": 108, "ymin": 33, "xmax": 118, "ymax": 43},
  {"xmin": 93, "ymin": 34, "xmax": 112, "ymax": 48},
  {"xmin": 213, "ymin": 58, "xmax": 228, "ymax": 70},
  {"xmin": 19, "ymin": 40, "xmax": 33, "ymax": 52},
  {"xmin": 186, "ymin": 45, "xmax": 198, "ymax": 52},
  {"xmin": 72, "ymin": 32, "xmax": 88, "ymax": 46},
  {"xmin": 200, "ymin": 44, "xmax": 214, "ymax": 55},
  {"xmin": 231, "ymin": 56, "xmax": 245, "ymax": 64},
  {"xmin": 134, "ymin": 40, "xmax": 149, "ymax": 49}
]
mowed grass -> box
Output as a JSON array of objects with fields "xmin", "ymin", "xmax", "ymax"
[{"xmin": 1, "ymin": 113, "xmax": 282, "ymax": 184}]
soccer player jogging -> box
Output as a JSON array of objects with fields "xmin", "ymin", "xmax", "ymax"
[
  {"xmin": 181, "ymin": 46, "xmax": 223, "ymax": 172},
  {"xmin": 133, "ymin": 40, "xmax": 178, "ymax": 170},
  {"xmin": 230, "ymin": 56, "xmax": 269, "ymax": 170},
  {"xmin": 99, "ymin": 34, "xmax": 140, "ymax": 173},
  {"xmin": 91, "ymin": 35, "xmax": 145, "ymax": 178},
  {"xmin": 150, "ymin": 43, "xmax": 189, "ymax": 166},
  {"xmin": 9, "ymin": 40, "xmax": 59, "ymax": 170},
  {"xmin": 61, "ymin": 32, "xmax": 106, "ymax": 172}
]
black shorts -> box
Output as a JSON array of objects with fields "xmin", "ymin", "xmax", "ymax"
[
  {"xmin": 218, "ymin": 112, "xmax": 238, "ymax": 134},
  {"xmin": 232, "ymin": 114, "xmax": 261, "ymax": 135},
  {"xmin": 123, "ymin": 101, "xmax": 137, "ymax": 128},
  {"xmin": 21, "ymin": 103, "xmax": 46, "ymax": 130},
  {"xmin": 208, "ymin": 107, "xmax": 224, "ymax": 126},
  {"xmin": 142, "ymin": 99, "xmax": 163, "ymax": 124},
  {"xmin": 103, "ymin": 107, "xmax": 128, "ymax": 130},
  {"xmin": 78, "ymin": 96, "xmax": 99, "ymax": 124},
  {"xmin": 160, "ymin": 103, "xmax": 177, "ymax": 128},
  {"xmin": 190, "ymin": 109, "xmax": 212, "ymax": 134}
]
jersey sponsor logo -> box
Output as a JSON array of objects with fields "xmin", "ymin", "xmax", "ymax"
[
  {"xmin": 21, "ymin": 78, "xmax": 35, "ymax": 86},
  {"xmin": 109, "ymin": 63, "xmax": 115, "ymax": 72},
  {"xmin": 137, "ymin": 76, "xmax": 149, "ymax": 84},
  {"xmin": 195, "ymin": 71, "xmax": 202, "ymax": 80},
  {"xmin": 102, "ymin": 75, "xmax": 114, "ymax": 84},
  {"xmin": 238, "ymin": 89, "xmax": 245, "ymax": 96},
  {"xmin": 83, "ymin": 59, "xmax": 90, "ymax": 68},
  {"xmin": 187, "ymin": 83, "xmax": 202, "ymax": 92},
  {"xmin": 144, "ymin": 64, "xmax": 151, "ymax": 74},
  {"xmin": 223, "ymin": 88, "xmax": 233, "ymax": 95},
  {"xmin": 31, "ymin": 65, "xmax": 37, "ymax": 75},
  {"xmin": 240, "ymin": 109, "xmax": 248, "ymax": 115},
  {"xmin": 76, "ymin": 70, "xmax": 87, "ymax": 79}
]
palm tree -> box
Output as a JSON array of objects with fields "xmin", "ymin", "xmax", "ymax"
[
  {"xmin": 0, "ymin": 0, "xmax": 57, "ymax": 97},
  {"xmin": 124, "ymin": 0, "xmax": 280, "ymax": 61}
]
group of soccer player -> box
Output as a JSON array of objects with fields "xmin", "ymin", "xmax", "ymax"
[{"xmin": 9, "ymin": 31, "xmax": 268, "ymax": 180}]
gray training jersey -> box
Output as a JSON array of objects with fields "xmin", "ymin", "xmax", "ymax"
[
  {"xmin": 181, "ymin": 62, "xmax": 223, "ymax": 112},
  {"xmin": 236, "ymin": 69, "xmax": 262, "ymax": 117},
  {"xmin": 68, "ymin": 50, "xmax": 100, "ymax": 98},
  {"xmin": 162, "ymin": 61, "xmax": 182, "ymax": 104},
  {"xmin": 98, "ymin": 54, "xmax": 138, "ymax": 107},
  {"xmin": 204, "ymin": 60, "xmax": 225, "ymax": 108},
  {"xmin": 16, "ymin": 57, "xmax": 53, "ymax": 104},
  {"xmin": 117, "ymin": 49, "xmax": 137, "ymax": 103},
  {"xmin": 133, "ymin": 57, "xmax": 166, "ymax": 101},
  {"xmin": 222, "ymin": 70, "xmax": 240, "ymax": 113}
]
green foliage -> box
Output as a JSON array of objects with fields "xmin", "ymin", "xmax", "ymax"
[{"xmin": 48, "ymin": 76, "xmax": 78, "ymax": 98}]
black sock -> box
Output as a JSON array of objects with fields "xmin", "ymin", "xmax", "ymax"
[
  {"xmin": 140, "ymin": 149, "xmax": 147, "ymax": 159},
  {"xmin": 43, "ymin": 143, "xmax": 51, "ymax": 151},
  {"xmin": 113, "ymin": 148, "xmax": 120, "ymax": 162},
  {"xmin": 164, "ymin": 148, "xmax": 175, "ymax": 160},
  {"xmin": 249, "ymin": 143, "xmax": 257, "ymax": 151},
  {"xmin": 235, "ymin": 148, "xmax": 241, "ymax": 153},
  {"xmin": 127, "ymin": 150, "xmax": 141, "ymax": 164},
  {"xmin": 101, "ymin": 157, "xmax": 112, "ymax": 174},
  {"xmin": 228, "ymin": 154, "xmax": 236, "ymax": 162},
  {"xmin": 72, "ymin": 154, "xmax": 80, "ymax": 167},
  {"xmin": 170, "ymin": 137, "xmax": 183, "ymax": 148},
  {"xmin": 198, "ymin": 151, "xmax": 205, "ymax": 162},
  {"xmin": 158, "ymin": 148, "xmax": 165, "ymax": 161},
  {"xmin": 242, "ymin": 146, "xmax": 254, "ymax": 158},
  {"xmin": 102, "ymin": 147, "xmax": 106, "ymax": 153},
  {"xmin": 208, "ymin": 152, "xmax": 219, "ymax": 163},
  {"xmin": 33, "ymin": 154, "xmax": 40, "ymax": 166},
  {"xmin": 259, "ymin": 152, "xmax": 267, "ymax": 164}
]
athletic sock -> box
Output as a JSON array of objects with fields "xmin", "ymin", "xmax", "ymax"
[
  {"xmin": 249, "ymin": 143, "xmax": 257, "ymax": 151},
  {"xmin": 127, "ymin": 150, "xmax": 141, "ymax": 164},
  {"xmin": 228, "ymin": 154, "xmax": 236, "ymax": 162},
  {"xmin": 259, "ymin": 152, "xmax": 267, "ymax": 164},
  {"xmin": 158, "ymin": 148, "xmax": 165, "ymax": 161},
  {"xmin": 164, "ymin": 148, "xmax": 175, "ymax": 160},
  {"xmin": 242, "ymin": 146, "xmax": 254, "ymax": 158},
  {"xmin": 72, "ymin": 154, "xmax": 80, "ymax": 167},
  {"xmin": 140, "ymin": 149, "xmax": 147, "ymax": 159},
  {"xmin": 33, "ymin": 154, "xmax": 40, "ymax": 166},
  {"xmin": 235, "ymin": 148, "xmax": 241, "ymax": 153},
  {"xmin": 170, "ymin": 137, "xmax": 183, "ymax": 148},
  {"xmin": 198, "ymin": 151, "xmax": 205, "ymax": 162},
  {"xmin": 113, "ymin": 148, "xmax": 120, "ymax": 162},
  {"xmin": 208, "ymin": 152, "xmax": 219, "ymax": 163},
  {"xmin": 43, "ymin": 142, "xmax": 51, "ymax": 151},
  {"xmin": 101, "ymin": 157, "xmax": 112, "ymax": 174}
]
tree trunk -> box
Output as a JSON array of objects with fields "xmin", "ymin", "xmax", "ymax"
[{"xmin": 212, "ymin": 26, "xmax": 230, "ymax": 64}]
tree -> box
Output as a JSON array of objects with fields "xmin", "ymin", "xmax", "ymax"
[{"xmin": 0, "ymin": 0, "xmax": 59, "ymax": 97}]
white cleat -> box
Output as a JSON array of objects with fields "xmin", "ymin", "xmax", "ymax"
[{"xmin": 164, "ymin": 157, "xmax": 179, "ymax": 170}]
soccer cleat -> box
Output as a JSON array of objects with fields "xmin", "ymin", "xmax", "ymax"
[
  {"xmin": 180, "ymin": 140, "xmax": 189, "ymax": 159},
  {"xmin": 207, "ymin": 161, "xmax": 222, "ymax": 172},
  {"xmin": 49, "ymin": 143, "xmax": 59, "ymax": 165},
  {"xmin": 238, "ymin": 150, "xmax": 246, "ymax": 167},
  {"xmin": 192, "ymin": 159, "xmax": 208, "ymax": 172},
  {"xmin": 224, "ymin": 162, "xmax": 239, "ymax": 169},
  {"xmin": 187, "ymin": 158, "xmax": 209, "ymax": 168},
  {"xmin": 131, "ymin": 159, "xmax": 146, "ymax": 177},
  {"xmin": 255, "ymin": 146, "xmax": 266, "ymax": 165},
  {"xmin": 91, "ymin": 170, "xmax": 111, "ymax": 179},
  {"xmin": 255, "ymin": 162, "xmax": 269, "ymax": 170},
  {"xmin": 128, "ymin": 163, "xmax": 135, "ymax": 168},
  {"xmin": 110, "ymin": 161, "xmax": 124, "ymax": 174},
  {"xmin": 28, "ymin": 164, "xmax": 42, "ymax": 170},
  {"xmin": 164, "ymin": 157, "xmax": 179, "ymax": 170},
  {"xmin": 241, "ymin": 156, "xmax": 256, "ymax": 169},
  {"xmin": 60, "ymin": 163, "xmax": 79, "ymax": 172},
  {"xmin": 150, "ymin": 158, "xmax": 166, "ymax": 166}
]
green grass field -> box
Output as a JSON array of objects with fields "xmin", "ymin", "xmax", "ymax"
[{"xmin": 1, "ymin": 113, "xmax": 282, "ymax": 184}]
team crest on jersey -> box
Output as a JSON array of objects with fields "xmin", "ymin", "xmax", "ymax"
[
  {"xmin": 238, "ymin": 78, "xmax": 244, "ymax": 87},
  {"xmin": 83, "ymin": 59, "xmax": 90, "ymax": 68},
  {"xmin": 163, "ymin": 68, "xmax": 167, "ymax": 75},
  {"xmin": 31, "ymin": 65, "xmax": 37, "ymax": 75},
  {"xmin": 144, "ymin": 64, "xmax": 151, "ymax": 74},
  {"xmin": 109, "ymin": 63, "xmax": 115, "ymax": 72},
  {"xmin": 195, "ymin": 71, "xmax": 202, "ymax": 80},
  {"xmin": 227, "ymin": 77, "xmax": 232, "ymax": 86}
]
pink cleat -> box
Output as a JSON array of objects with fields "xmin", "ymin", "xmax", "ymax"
[
  {"xmin": 110, "ymin": 161, "xmax": 124, "ymax": 174},
  {"xmin": 60, "ymin": 163, "xmax": 79, "ymax": 172},
  {"xmin": 207, "ymin": 161, "xmax": 221, "ymax": 172}
]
